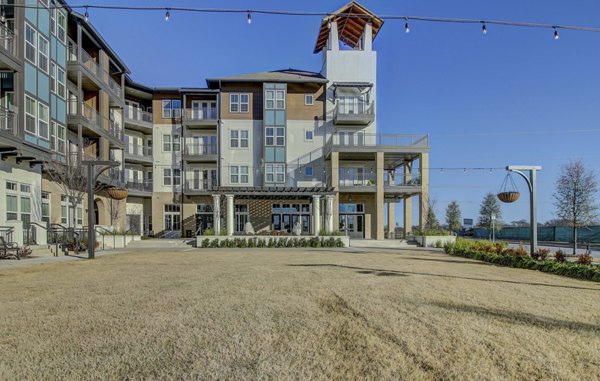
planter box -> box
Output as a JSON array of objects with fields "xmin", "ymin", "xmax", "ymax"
[
  {"xmin": 415, "ymin": 235, "xmax": 456, "ymax": 248},
  {"xmin": 196, "ymin": 235, "xmax": 350, "ymax": 248},
  {"xmin": 96, "ymin": 234, "xmax": 141, "ymax": 249}
]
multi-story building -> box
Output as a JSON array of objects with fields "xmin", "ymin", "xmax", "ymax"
[{"xmin": 1, "ymin": 1, "xmax": 429, "ymax": 245}]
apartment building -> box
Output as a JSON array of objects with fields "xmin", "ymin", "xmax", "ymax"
[{"xmin": 1, "ymin": 1, "xmax": 429, "ymax": 244}]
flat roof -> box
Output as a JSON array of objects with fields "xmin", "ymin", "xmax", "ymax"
[{"xmin": 207, "ymin": 69, "xmax": 327, "ymax": 87}]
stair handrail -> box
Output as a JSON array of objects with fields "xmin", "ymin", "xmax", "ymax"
[{"xmin": 94, "ymin": 225, "xmax": 116, "ymax": 250}]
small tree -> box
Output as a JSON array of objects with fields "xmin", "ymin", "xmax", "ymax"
[
  {"xmin": 553, "ymin": 160, "xmax": 598, "ymax": 254},
  {"xmin": 445, "ymin": 201, "xmax": 462, "ymax": 233},
  {"xmin": 478, "ymin": 192, "xmax": 502, "ymax": 237},
  {"xmin": 424, "ymin": 197, "xmax": 439, "ymax": 230},
  {"xmin": 108, "ymin": 198, "xmax": 123, "ymax": 228}
]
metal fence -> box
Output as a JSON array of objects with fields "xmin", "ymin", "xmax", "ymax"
[{"xmin": 473, "ymin": 225, "xmax": 600, "ymax": 243}]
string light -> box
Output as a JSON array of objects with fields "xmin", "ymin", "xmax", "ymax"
[
  {"xmin": 404, "ymin": 17, "xmax": 410, "ymax": 34},
  {"xmin": 327, "ymin": 19, "xmax": 331, "ymax": 29},
  {"xmin": 84, "ymin": 7, "xmax": 89, "ymax": 22},
  {"xmin": 554, "ymin": 27, "xmax": 560, "ymax": 40},
  {"xmin": 165, "ymin": 9, "xmax": 170, "ymax": 22},
  {"xmin": 247, "ymin": 11, "xmax": 252, "ymax": 25},
  {"xmin": 0, "ymin": 7, "xmax": 5, "ymax": 23},
  {"xmin": 482, "ymin": 22, "xmax": 487, "ymax": 34}
]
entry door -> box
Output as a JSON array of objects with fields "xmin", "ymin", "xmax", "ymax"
[
  {"xmin": 195, "ymin": 214, "xmax": 214, "ymax": 235},
  {"xmin": 235, "ymin": 205, "xmax": 248, "ymax": 233},
  {"xmin": 339, "ymin": 214, "xmax": 365, "ymax": 238}
]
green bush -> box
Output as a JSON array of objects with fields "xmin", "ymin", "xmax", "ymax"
[
  {"xmin": 414, "ymin": 228, "xmax": 451, "ymax": 236},
  {"xmin": 197, "ymin": 236, "xmax": 346, "ymax": 249},
  {"xmin": 444, "ymin": 239, "xmax": 600, "ymax": 282},
  {"xmin": 203, "ymin": 228, "xmax": 215, "ymax": 236}
]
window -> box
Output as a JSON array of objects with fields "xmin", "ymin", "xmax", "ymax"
[
  {"xmin": 276, "ymin": 90, "xmax": 285, "ymax": 109},
  {"xmin": 173, "ymin": 168, "xmax": 181, "ymax": 186},
  {"xmin": 20, "ymin": 184, "xmax": 31, "ymax": 193},
  {"xmin": 276, "ymin": 127, "xmax": 285, "ymax": 146},
  {"xmin": 42, "ymin": 192, "xmax": 50, "ymax": 223},
  {"xmin": 163, "ymin": 135, "xmax": 171, "ymax": 151},
  {"xmin": 6, "ymin": 181, "xmax": 16, "ymax": 191},
  {"xmin": 162, "ymin": 99, "xmax": 181, "ymax": 118},
  {"xmin": 56, "ymin": 124, "xmax": 66, "ymax": 154},
  {"xmin": 57, "ymin": 11, "xmax": 66, "ymax": 43},
  {"xmin": 6, "ymin": 195, "xmax": 17, "ymax": 220},
  {"xmin": 305, "ymin": 94, "xmax": 314, "ymax": 105},
  {"xmin": 265, "ymin": 127, "xmax": 285, "ymax": 146},
  {"xmin": 56, "ymin": 67, "xmax": 66, "ymax": 99},
  {"xmin": 50, "ymin": 62, "xmax": 55, "ymax": 93},
  {"xmin": 38, "ymin": 103, "xmax": 49, "ymax": 140},
  {"xmin": 230, "ymin": 93, "xmax": 249, "ymax": 113},
  {"xmin": 25, "ymin": 24, "xmax": 36, "ymax": 64},
  {"xmin": 164, "ymin": 204, "xmax": 181, "ymax": 231},
  {"xmin": 60, "ymin": 195, "xmax": 68, "ymax": 224},
  {"xmin": 230, "ymin": 130, "xmax": 248, "ymax": 148},
  {"xmin": 163, "ymin": 168, "xmax": 172, "ymax": 186},
  {"xmin": 305, "ymin": 130, "xmax": 313, "ymax": 141},
  {"xmin": 265, "ymin": 164, "xmax": 285, "ymax": 183},
  {"xmin": 265, "ymin": 90, "xmax": 274, "ymax": 109},
  {"xmin": 305, "ymin": 166, "xmax": 313, "ymax": 177},
  {"xmin": 38, "ymin": 35, "xmax": 49, "ymax": 73},
  {"xmin": 230, "ymin": 166, "xmax": 249, "ymax": 184},
  {"xmin": 173, "ymin": 135, "xmax": 180, "ymax": 151},
  {"xmin": 20, "ymin": 197, "xmax": 31, "ymax": 223},
  {"xmin": 25, "ymin": 96, "xmax": 36, "ymax": 134}
]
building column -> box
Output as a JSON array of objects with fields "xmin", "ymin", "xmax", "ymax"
[
  {"xmin": 376, "ymin": 151, "xmax": 385, "ymax": 240},
  {"xmin": 331, "ymin": 152, "xmax": 340, "ymax": 233},
  {"xmin": 404, "ymin": 161, "xmax": 413, "ymax": 238},
  {"xmin": 212, "ymin": 194, "xmax": 221, "ymax": 234},
  {"xmin": 419, "ymin": 152, "xmax": 430, "ymax": 231},
  {"xmin": 312, "ymin": 195, "xmax": 321, "ymax": 235},
  {"xmin": 325, "ymin": 195, "xmax": 334, "ymax": 233},
  {"xmin": 387, "ymin": 170, "xmax": 395, "ymax": 239},
  {"xmin": 226, "ymin": 194, "xmax": 234, "ymax": 236}
]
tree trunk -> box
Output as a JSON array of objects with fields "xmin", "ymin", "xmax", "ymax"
[{"xmin": 573, "ymin": 226, "xmax": 578, "ymax": 255}]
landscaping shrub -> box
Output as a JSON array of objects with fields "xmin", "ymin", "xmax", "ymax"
[
  {"xmin": 19, "ymin": 246, "xmax": 33, "ymax": 258},
  {"xmin": 555, "ymin": 249, "xmax": 566, "ymax": 263},
  {"xmin": 577, "ymin": 253, "xmax": 593, "ymax": 265},
  {"xmin": 197, "ymin": 236, "xmax": 346, "ymax": 249},
  {"xmin": 414, "ymin": 228, "xmax": 451, "ymax": 236},
  {"xmin": 443, "ymin": 239, "xmax": 600, "ymax": 282},
  {"xmin": 532, "ymin": 248, "xmax": 551, "ymax": 261},
  {"xmin": 203, "ymin": 228, "xmax": 214, "ymax": 236}
]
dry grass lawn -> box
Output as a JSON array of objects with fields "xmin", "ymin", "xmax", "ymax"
[{"xmin": 1, "ymin": 246, "xmax": 599, "ymax": 380}]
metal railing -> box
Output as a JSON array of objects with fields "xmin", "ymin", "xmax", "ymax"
[
  {"xmin": 328, "ymin": 133, "xmax": 429, "ymax": 148},
  {"xmin": 68, "ymin": 41, "xmax": 100, "ymax": 78},
  {"xmin": 125, "ymin": 180, "xmax": 153, "ymax": 193},
  {"xmin": 0, "ymin": 226, "xmax": 14, "ymax": 243},
  {"xmin": 125, "ymin": 144, "xmax": 152, "ymax": 157},
  {"xmin": 124, "ymin": 107, "xmax": 153, "ymax": 124},
  {"xmin": 109, "ymin": 120, "xmax": 123, "ymax": 141},
  {"xmin": 184, "ymin": 144, "xmax": 217, "ymax": 156},
  {"xmin": 68, "ymin": 99, "xmax": 101, "ymax": 128},
  {"xmin": 336, "ymin": 170, "xmax": 422, "ymax": 187},
  {"xmin": 0, "ymin": 105, "xmax": 16, "ymax": 135},
  {"xmin": 0, "ymin": 23, "xmax": 16, "ymax": 56},
  {"xmin": 185, "ymin": 178, "xmax": 216, "ymax": 191},
  {"xmin": 183, "ymin": 108, "xmax": 218, "ymax": 121},
  {"xmin": 107, "ymin": 75, "xmax": 122, "ymax": 98},
  {"xmin": 334, "ymin": 101, "xmax": 374, "ymax": 117}
]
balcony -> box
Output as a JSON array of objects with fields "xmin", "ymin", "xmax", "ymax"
[
  {"xmin": 125, "ymin": 180, "xmax": 153, "ymax": 197},
  {"xmin": 67, "ymin": 100, "xmax": 101, "ymax": 136},
  {"xmin": 0, "ymin": 23, "xmax": 20, "ymax": 71},
  {"xmin": 336, "ymin": 169, "xmax": 422, "ymax": 195},
  {"xmin": 185, "ymin": 178, "xmax": 217, "ymax": 194},
  {"xmin": 124, "ymin": 144, "xmax": 153, "ymax": 165},
  {"xmin": 107, "ymin": 75, "xmax": 122, "ymax": 100},
  {"xmin": 123, "ymin": 107, "xmax": 153, "ymax": 132},
  {"xmin": 0, "ymin": 106, "xmax": 19, "ymax": 148},
  {"xmin": 67, "ymin": 40, "xmax": 101, "ymax": 90},
  {"xmin": 108, "ymin": 120, "xmax": 124, "ymax": 147},
  {"xmin": 333, "ymin": 101, "xmax": 375, "ymax": 126},
  {"xmin": 182, "ymin": 108, "xmax": 218, "ymax": 127},
  {"xmin": 326, "ymin": 132, "xmax": 428, "ymax": 158},
  {"xmin": 184, "ymin": 144, "xmax": 218, "ymax": 162}
]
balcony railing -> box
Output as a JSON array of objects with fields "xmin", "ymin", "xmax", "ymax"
[
  {"xmin": 107, "ymin": 75, "xmax": 122, "ymax": 98},
  {"xmin": 183, "ymin": 108, "xmax": 218, "ymax": 123},
  {"xmin": 125, "ymin": 181, "xmax": 153, "ymax": 193},
  {"xmin": 0, "ymin": 106, "xmax": 16, "ymax": 136},
  {"xmin": 333, "ymin": 101, "xmax": 375, "ymax": 125},
  {"xmin": 0, "ymin": 23, "xmax": 16, "ymax": 57},
  {"xmin": 328, "ymin": 133, "xmax": 429, "ymax": 150},
  {"xmin": 184, "ymin": 144, "xmax": 217, "ymax": 156},
  {"xmin": 68, "ymin": 41, "xmax": 100, "ymax": 78},
  {"xmin": 109, "ymin": 120, "xmax": 123, "ymax": 141},
  {"xmin": 185, "ymin": 178, "xmax": 216, "ymax": 191},
  {"xmin": 124, "ymin": 107, "xmax": 153, "ymax": 125},
  {"xmin": 68, "ymin": 100, "xmax": 100, "ymax": 128},
  {"xmin": 125, "ymin": 144, "xmax": 152, "ymax": 157}
]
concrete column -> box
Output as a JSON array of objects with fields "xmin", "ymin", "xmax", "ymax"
[
  {"xmin": 331, "ymin": 152, "xmax": 340, "ymax": 232},
  {"xmin": 363, "ymin": 22, "xmax": 373, "ymax": 51},
  {"xmin": 312, "ymin": 195, "xmax": 321, "ymax": 235},
  {"xmin": 419, "ymin": 152, "xmax": 430, "ymax": 231},
  {"xmin": 226, "ymin": 194, "xmax": 234, "ymax": 236},
  {"xmin": 325, "ymin": 195, "xmax": 334, "ymax": 233},
  {"xmin": 328, "ymin": 21, "xmax": 339, "ymax": 51},
  {"xmin": 404, "ymin": 161, "xmax": 413, "ymax": 237},
  {"xmin": 375, "ymin": 151, "xmax": 385, "ymax": 240},
  {"xmin": 387, "ymin": 170, "xmax": 395, "ymax": 239},
  {"xmin": 212, "ymin": 194, "xmax": 220, "ymax": 234}
]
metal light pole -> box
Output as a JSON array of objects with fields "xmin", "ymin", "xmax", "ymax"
[
  {"xmin": 506, "ymin": 165, "xmax": 542, "ymax": 255},
  {"xmin": 491, "ymin": 213, "xmax": 496, "ymax": 243},
  {"xmin": 82, "ymin": 160, "xmax": 120, "ymax": 259}
]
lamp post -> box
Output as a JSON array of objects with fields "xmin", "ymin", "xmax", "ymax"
[
  {"xmin": 82, "ymin": 160, "xmax": 120, "ymax": 259},
  {"xmin": 506, "ymin": 165, "xmax": 542, "ymax": 255}
]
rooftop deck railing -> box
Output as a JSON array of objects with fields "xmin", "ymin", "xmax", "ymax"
[{"xmin": 328, "ymin": 133, "xmax": 429, "ymax": 149}]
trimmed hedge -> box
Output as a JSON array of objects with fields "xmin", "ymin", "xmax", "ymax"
[
  {"xmin": 444, "ymin": 240, "xmax": 600, "ymax": 282},
  {"xmin": 199, "ymin": 237, "xmax": 345, "ymax": 249}
]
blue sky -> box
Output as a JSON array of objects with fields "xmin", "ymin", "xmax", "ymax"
[{"xmin": 79, "ymin": 0, "xmax": 600, "ymax": 225}]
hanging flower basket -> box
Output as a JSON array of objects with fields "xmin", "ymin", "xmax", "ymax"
[
  {"xmin": 497, "ymin": 191, "xmax": 520, "ymax": 203},
  {"xmin": 107, "ymin": 187, "xmax": 128, "ymax": 200}
]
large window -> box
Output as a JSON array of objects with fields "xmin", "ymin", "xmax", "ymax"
[
  {"xmin": 162, "ymin": 99, "xmax": 181, "ymax": 118},
  {"xmin": 271, "ymin": 203, "xmax": 311, "ymax": 233},
  {"xmin": 163, "ymin": 168, "xmax": 172, "ymax": 186},
  {"xmin": 230, "ymin": 93, "xmax": 249, "ymax": 113},
  {"xmin": 265, "ymin": 127, "xmax": 285, "ymax": 146},
  {"xmin": 173, "ymin": 135, "xmax": 181, "ymax": 151},
  {"xmin": 265, "ymin": 163, "xmax": 285, "ymax": 183},
  {"xmin": 6, "ymin": 194, "xmax": 17, "ymax": 220},
  {"xmin": 230, "ymin": 129, "xmax": 248, "ymax": 148},
  {"xmin": 163, "ymin": 135, "xmax": 171, "ymax": 151},
  {"xmin": 25, "ymin": 23, "xmax": 36, "ymax": 64},
  {"xmin": 173, "ymin": 168, "xmax": 181, "ymax": 186},
  {"xmin": 38, "ymin": 103, "xmax": 49, "ymax": 140},
  {"xmin": 38, "ymin": 35, "xmax": 49, "ymax": 73},
  {"xmin": 57, "ymin": 11, "xmax": 66, "ymax": 43},
  {"xmin": 5, "ymin": 181, "xmax": 32, "ymax": 223},
  {"xmin": 42, "ymin": 192, "xmax": 50, "ymax": 224},
  {"xmin": 56, "ymin": 66, "xmax": 66, "ymax": 99},
  {"xmin": 164, "ymin": 204, "xmax": 181, "ymax": 231}
]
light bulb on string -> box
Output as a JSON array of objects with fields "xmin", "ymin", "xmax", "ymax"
[
  {"xmin": 1, "ymin": 7, "xmax": 6, "ymax": 23},
  {"xmin": 327, "ymin": 19, "xmax": 331, "ymax": 30},
  {"xmin": 404, "ymin": 17, "xmax": 410, "ymax": 34},
  {"xmin": 553, "ymin": 28, "xmax": 559, "ymax": 40},
  {"xmin": 482, "ymin": 22, "xmax": 487, "ymax": 34},
  {"xmin": 165, "ymin": 9, "xmax": 170, "ymax": 22},
  {"xmin": 247, "ymin": 12, "xmax": 252, "ymax": 25},
  {"xmin": 463, "ymin": 168, "xmax": 467, "ymax": 173},
  {"xmin": 84, "ymin": 7, "xmax": 89, "ymax": 22}
]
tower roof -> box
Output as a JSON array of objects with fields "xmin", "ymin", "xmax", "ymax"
[{"xmin": 314, "ymin": 1, "xmax": 384, "ymax": 54}]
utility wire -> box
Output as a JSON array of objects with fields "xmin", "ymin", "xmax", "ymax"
[{"xmin": 7, "ymin": 3, "xmax": 600, "ymax": 34}]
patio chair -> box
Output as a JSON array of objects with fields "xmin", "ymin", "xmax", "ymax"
[{"xmin": 0, "ymin": 236, "xmax": 20, "ymax": 260}]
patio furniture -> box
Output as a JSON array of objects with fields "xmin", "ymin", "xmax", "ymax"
[{"xmin": 0, "ymin": 236, "xmax": 20, "ymax": 260}]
